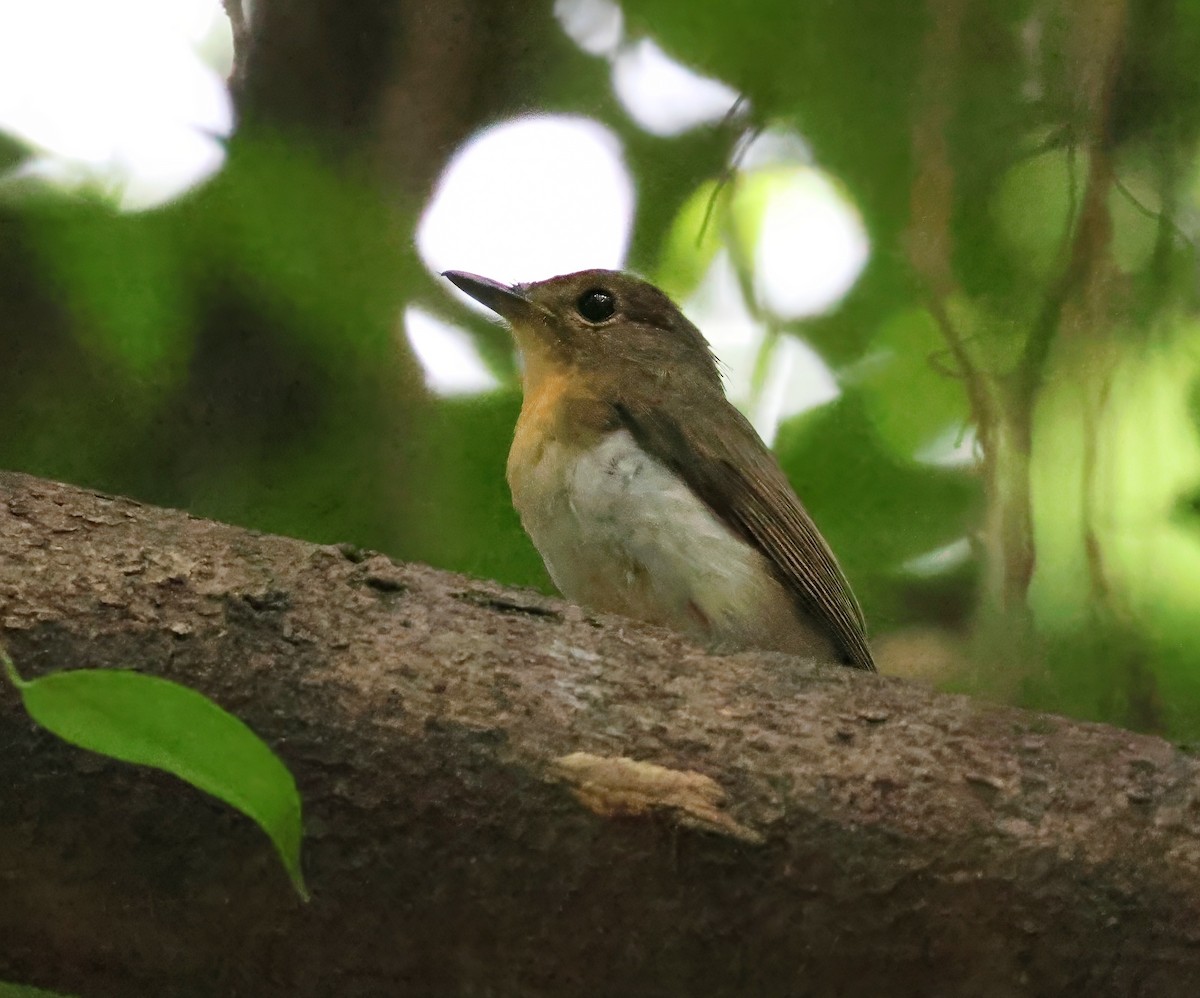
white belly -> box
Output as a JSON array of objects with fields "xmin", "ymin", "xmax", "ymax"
[{"xmin": 508, "ymin": 429, "xmax": 834, "ymax": 657}]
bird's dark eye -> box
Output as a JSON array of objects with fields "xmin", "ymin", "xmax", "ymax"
[{"xmin": 576, "ymin": 288, "xmax": 616, "ymax": 323}]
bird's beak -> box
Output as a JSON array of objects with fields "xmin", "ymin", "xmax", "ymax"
[{"xmin": 443, "ymin": 271, "xmax": 535, "ymax": 322}]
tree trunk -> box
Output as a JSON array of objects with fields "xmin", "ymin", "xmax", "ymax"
[{"xmin": 1, "ymin": 470, "xmax": 1198, "ymax": 998}]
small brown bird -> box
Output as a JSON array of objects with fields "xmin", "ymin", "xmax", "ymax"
[{"xmin": 443, "ymin": 269, "xmax": 874, "ymax": 671}]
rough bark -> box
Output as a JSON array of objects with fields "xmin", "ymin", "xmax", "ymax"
[{"xmin": 1, "ymin": 470, "xmax": 1199, "ymax": 998}]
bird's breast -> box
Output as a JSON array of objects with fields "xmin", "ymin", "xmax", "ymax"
[{"xmin": 507, "ymin": 423, "xmax": 833, "ymax": 658}]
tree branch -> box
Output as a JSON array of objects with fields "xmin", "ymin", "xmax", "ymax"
[
  {"xmin": 1017, "ymin": 0, "xmax": 1129, "ymax": 405},
  {"xmin": 221, "ymin": 0, "xmax": 251, "ymax": 95},
  {"xmin": 905, "ymin": 0, "xmax": 996, "ymax": 439},
  {"xmin": 1, "ymin": 470, "xmax": 1199, "ymax": 997}
]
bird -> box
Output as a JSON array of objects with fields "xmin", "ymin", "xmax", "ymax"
[{"xmin": 443, "ymin": 268, "xmax": 874, "ymax": 671}]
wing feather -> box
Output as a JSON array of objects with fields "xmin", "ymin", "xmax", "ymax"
[{"xmin": 615, "ymin": 400, "xmax": 875, "ymax": 671}]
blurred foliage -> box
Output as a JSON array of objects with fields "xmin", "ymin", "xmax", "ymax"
[
  {"xmin": 775, "ymin": 393, "xmax": 979, "ymax": 632},
  {"xmin": 1, "ymin": 133, "xmax": 431, "ymax": 554},
  {"xmin": 3, "ymin": 0, "xmax": 1200, "ymax": 738}
]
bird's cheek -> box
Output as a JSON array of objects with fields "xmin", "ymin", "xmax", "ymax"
[{"xmin": 506, "ymin": 318, "xmax": 554, "ymax": 356}]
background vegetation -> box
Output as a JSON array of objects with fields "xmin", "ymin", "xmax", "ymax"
[{"xmin": 3, "ymin": 0, "xmax": 1200, "ymax": 738}]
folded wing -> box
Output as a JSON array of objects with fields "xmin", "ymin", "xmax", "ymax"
[{"xmin": 614, "ymin": 400, "xmax": 875, "ymax": 671}]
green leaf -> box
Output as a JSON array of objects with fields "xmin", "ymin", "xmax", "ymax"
[
  {"xmin": 1108, "ymin": 164, "xmax": 1161, "ymax": 275},
  {"xmin": 625, "ymin": 0, "xmax": 923, "ymax": 236},
  {"xmin": 774, "ymin": 391, "xmax": 980, "ymax": 628},
  {"xmin": 405, "ymin": 390, "xmax": 553, "ymax": 591},
  {"xmin": 991, "ymin": 146, "xmax": 1080, "ymax": 279},
  {"xmin": 859, "ymin": 307, "xmax": 971, "ymax": 459},
  {"xmin": 2, "ymin": 652, "xmax": 306, "ymax": 899},
  {"xmin": 654, "ymin": 179, "xmax": 722, "ymax": 300},
  {"xmin": 0, "ymin": 982, "xmax": 75, "ymax": 998},
  {"xmin": 30, "ymin": 207, "xmax": 192, "ymax": 384},
  {"xmin": 195, "ymin": 135, "xmax": 405, "ymax": 361},
  {"xmin": 0, "ymin": 130, "xmax": 30, "ymax": 173}
]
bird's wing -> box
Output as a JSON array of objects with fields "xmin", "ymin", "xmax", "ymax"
[{"xmin": 614, "ymin": 399, "xmax": 875, "ymax": 671}]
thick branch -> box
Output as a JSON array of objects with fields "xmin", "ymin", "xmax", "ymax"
[{"xmin": 1, "ymin": 470, "xmax": 1199, "ymax": 997}]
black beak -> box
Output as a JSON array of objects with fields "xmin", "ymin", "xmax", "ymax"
[{"xmin": 442, "ymin": 271, "xmax": 532, "ymax": 320}]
